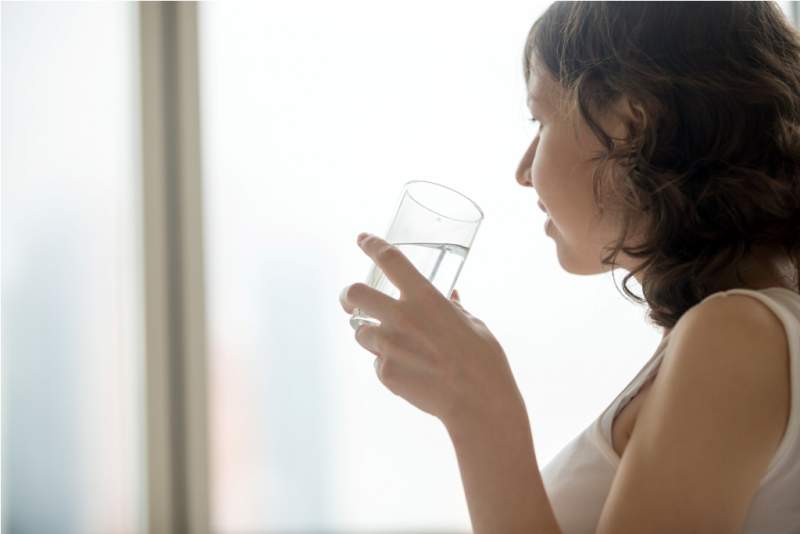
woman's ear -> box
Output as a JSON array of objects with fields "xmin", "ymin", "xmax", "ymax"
[
  {"xmin": 619, "ymin": 96, "xmax": 648, "ymax": 135},
  {"xmin": 599, "ymin": 94, "xmax": 647, "ymax": 144}
]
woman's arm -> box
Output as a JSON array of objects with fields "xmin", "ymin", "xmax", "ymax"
[
  {"xmin": 596, "ymin": 294, "xmax": 790, "ymax": 533},
  {"xmin": 444, "ymin": 401, "xmax": 562, "ymax": 534},
  {"xmin": 340, "ymin": 236, "xmax": 562, "ymax": 532}
]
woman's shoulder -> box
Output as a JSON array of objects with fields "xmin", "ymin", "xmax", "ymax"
[
  {"xmin": 600, "ymin": 292, "xmax": 793, "ymax": 531},
  {"xmin": 679, "ymin": 287, "xmax": 799, "ymax": 344},
  {"xmin": 670, "ymin": 289, "xmax": 792, "ymax": 375},
  {"xmin": 662, "ymin": 290, "xmax": 791, "ymax": 459}
]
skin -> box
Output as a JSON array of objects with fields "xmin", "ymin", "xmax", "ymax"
[
  {"xmin": 340, "ymin": 233, "xmax": 561, "ymax": 533},
  {"xmin": 339, "ymin": 236, "xmax": 791, "ymax": 533},
  {"xmin": 515, "ymin": 57, "xmax": 797, "ymax": 337},
  {"xmin": 339, "ymin": 55, "xmax": 796, "ymax": 533}
]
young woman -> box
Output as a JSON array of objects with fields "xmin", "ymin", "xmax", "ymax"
[{"xmin": 340, "ymin": 2, "xmax": 800, "ymax": 532}]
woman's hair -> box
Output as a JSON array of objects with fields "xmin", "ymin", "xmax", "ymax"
[{"xmin": 524, "ymin": 1, "xmax": 800, "ymax": 330}]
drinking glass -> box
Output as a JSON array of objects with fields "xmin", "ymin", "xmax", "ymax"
[{"xmin": 349, "ymin": 179, "xmax": 484, "ymax": 330}]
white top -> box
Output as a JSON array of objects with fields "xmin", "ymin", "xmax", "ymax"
[{"xmin": 540, "ymin": 287, "xmax": 800, "ymax": 534}]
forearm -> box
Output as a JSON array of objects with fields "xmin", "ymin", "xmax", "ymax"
[{"xmin": 445, "ymin": 402, "xmax": 562, "ymax": 534}]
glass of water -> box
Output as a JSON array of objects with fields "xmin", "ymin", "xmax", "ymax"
[{"xmin": 350, "ymin": 179, "xmax": 484, "ymax": 330}]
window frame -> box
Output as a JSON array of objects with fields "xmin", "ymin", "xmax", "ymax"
[{"xmin": 139, "ymin": 3, "xmax": 210, "ymax": 533}]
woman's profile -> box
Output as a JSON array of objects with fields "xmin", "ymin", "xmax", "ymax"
[{"xmin": 342, "ymin": 2, "xmax": 800, "ymax": 532}]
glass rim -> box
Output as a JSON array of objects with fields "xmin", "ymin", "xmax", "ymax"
[{"xmin": 403, "ymin": 179, "xmax": 484, "ymax": 224}]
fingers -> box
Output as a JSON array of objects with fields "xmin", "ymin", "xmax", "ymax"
[
  {"xmin": 356, "ymin": 324, "xmax": 427, "ymax": 384},
  {"xmin": 354, "ymin": 323, "xmax": 390, "ymax": 358},
  {"xmin": 339, "ymin": 282, "xmax": 403, "ymax": 324},
  {"xmin": 357, "ymin": 233, "xmax": 432, "ymax": 298},
  {"xmin": 450, "ymin": 288, "xmax": 465, "ymax": 311},
  {"xmin": 449, "ymin": 288, "xmax": 476, "ymax": 319}
]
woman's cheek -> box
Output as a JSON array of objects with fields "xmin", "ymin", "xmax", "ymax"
[{"xmin": 531, "ymin": 151, "xmax": 552, "ymax": 199}]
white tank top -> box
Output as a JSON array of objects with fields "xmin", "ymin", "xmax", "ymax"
[{"xmin": 540, "ymin": 287, "xmax": 800, "ymax": 534}]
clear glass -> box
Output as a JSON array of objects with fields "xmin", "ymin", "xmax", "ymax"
[
  {"xmin": 350, "ymin": 180, "xmax": 484, "ymax": 330},
  {"xmin": 1, "ymin": 2, "xmax": 144, "ymax": 532}
]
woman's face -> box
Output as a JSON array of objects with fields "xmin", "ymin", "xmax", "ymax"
[
  {"xmin": 516, "ymin": 58, "xmax": 796, "ymax": 294},
  {"xmin": 515, "ymin": 59, "xmax": 640, "ymax": 276}
]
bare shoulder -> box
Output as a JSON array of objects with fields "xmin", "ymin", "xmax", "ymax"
[
  {"xmin": 668, "ymin": 293, "xmax": 792, "ymax": 406},
  {"xmin": 596, "ymin": 293, "xmax": 791, "ymax": 532},
  {"xmin": 665, "ymin": 291, "xmax": 791, "ymax": 450},
  {"xmin": 679, "ymin": 291, "xmax": 792, "ymax": 348}
]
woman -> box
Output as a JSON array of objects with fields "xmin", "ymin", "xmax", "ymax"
[{"xmin": 339, "ymin": 2, "xmax": 800, "ymax": 532}]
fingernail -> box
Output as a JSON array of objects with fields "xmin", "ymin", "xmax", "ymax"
[{"xmin": 357, "ymin": 232, "xmax": 370, "ymax": 244}]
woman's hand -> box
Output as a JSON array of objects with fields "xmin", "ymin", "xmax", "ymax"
[{"xmin": 339, "ymin": 232, "xmax": 525, "ymax": 428}]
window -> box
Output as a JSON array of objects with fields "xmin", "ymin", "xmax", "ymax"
[
  {"xmin": 3, "ymin": 2, "xmax": 798, "ymax": 531},
  {"xmin": 2, "ymin": 3, "xmax": 144, "ymax": 532},
  {"xmin": 198, "ymin": 1, "xmax": 665, "ymax": 531}
]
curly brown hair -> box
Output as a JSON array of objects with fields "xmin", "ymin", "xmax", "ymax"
[{"xmin": 523, "ymin": 1, "xmax": 800, "ymax": 330}]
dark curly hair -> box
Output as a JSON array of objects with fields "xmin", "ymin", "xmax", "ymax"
[{"xmin": 524, "ymin": 1, "xmax": 800, "ymax": 330}]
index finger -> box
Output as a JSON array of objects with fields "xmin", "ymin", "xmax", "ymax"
[{"xmin": 357, "ymin": 233, "xmax": 432, "ymax": 297}]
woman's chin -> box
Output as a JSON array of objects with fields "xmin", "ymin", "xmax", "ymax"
[{"xmin": 549, "ymin": 230, "xmax": 608, "ymax": 276}]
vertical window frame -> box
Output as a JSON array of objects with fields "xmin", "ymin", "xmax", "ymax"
[{"xmin": 139, "ymin": 3, "xmax": 210, "ymax": 533}]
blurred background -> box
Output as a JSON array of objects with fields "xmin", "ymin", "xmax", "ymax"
[{"xmin": 3, "ymin": 1, "xmax": 799, "ymax": 533}]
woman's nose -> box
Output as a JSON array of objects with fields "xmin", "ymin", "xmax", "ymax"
[
  {"xmin": 515, "ymin": 140, "xmax": 536, "ymax": 187},
  {"xmin": 516, "ymin": 168, "xmax": 532, "ymax": 187}
]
